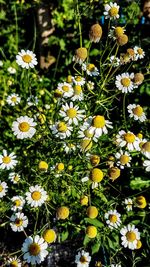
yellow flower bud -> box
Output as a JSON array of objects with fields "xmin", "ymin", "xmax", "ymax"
[
  {"xmin": 57, "ymin": 206, "xmax": 69, "ymax": 219},
  {"xmin": 86, "ymin": 225, "xmax": 97, "ymax": 238},
  {"xmin": 38, "ymin": 161, "xmax": 48, "ymax": 171}
]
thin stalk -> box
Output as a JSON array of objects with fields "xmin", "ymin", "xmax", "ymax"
[
  {"xmin": 14, "ymin": 4, "xmax": 18, "ymax": 52},
  {"xmin": 34, "ymin": 209, "xmax": 39, "ymax": 234},
  {"xmin": 101, "ymin": 45, "xmax": 119, "ymax": 90},
  {"xmin": 77, "ymin": 0, "xmax": 82, "ymax": 47},
  {"xmin": 32, "ymin": 14, "xmax": 37, "ymax": 52},
  {"xmin": 53, "ymin": 47, "xmax": 61, "ymax": 80},
  {"xmin": 123, "ymin": 93, "xmax": 127, "ymax": 131}
]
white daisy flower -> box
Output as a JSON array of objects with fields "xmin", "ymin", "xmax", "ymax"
[
  {"xmin": 0, "ymin": 60, "xmax": 3, "ymax": 67},
  {"xmin": 59, "ymin": 102, "xmax": 85, "ymax": 125},
  {"xmin": 104, "ymin": 210, "xmax": 121, "ymax": 229},
  {"xmin": 62, "ymin": 142, "xmax": 76, "ymax": 154},
  {"xmin": 87, "ymin": 81, "xmax": 94, "ymax": 90},
  {"xmin": 143, "ymin": 160, "xmax": 150, "ymax": 172},
  {"xmin": 57, "ymin": 82, "xmax": 73, "ymax": 98},
  {"xmin": 7, "ymin": 67, "xmax": 16, "ymax": 74},
  {"xmin": 134, "ymin": 46, "xmax": 145, "ymax": 60},
  {"xmin": 120, "ymin": 224, "xmax": 140, "ymax": 250},
  {"xmin": 72, "ymin": 76, "xmax": 86, "ymax": 86},
  {"xmin": 12, "ymin": 116, "xmax": 37, "ymax": 139},
  {"xmin": 0, "ymin": 150, "xmax": 17, "ymax": 170},
  {"xmin": 21, "ymin": 235, "xmax": 48, "ymax": 264},
  {"xmin": 27, "ymin": 96, "xmax": 39, "ymax": 106},
  {"xmin": 115, "ymin": 150, "xmax": 131, "ymax": 169},
  {"xmin": 108, "ymin": 26, "xmax": 125, "ymax": 40},
  {"xmin": 10, "ymin": 212, "xmax": 28, "ymax": 232},
  {"xmin": 25, "ymin": 185, "xmax": 48, "ymax": 208},
  {"xmin": 110, "ymin": 55, "xmax": 120, "ymax": 67},
  {"xmin": 116, "ymin": 130, "xmax": 140, "ymax": 151},
  {"xmin": 0, "ymin": 181, "xmax": 8, "ymax": 198},
  {"xmin": 115, "ymin": 73, "xmax": 135, "ymax": 93},
  {"xmin": 16, "ymin": 49, "xmax": 38, "ymax": 69},
  {"xmin": 104, "ymin": 2, "xmax": 120, "ymax": 19},
  {"xmin": 125, "ymin": 198, "xmax": 133, "ymax": 211},
  {"xmin": 51, "ymin": 121, "xmax": 73, "ymax": 139},
  {"xmin": 127, "ymin": 104, "xmax": 146, "ymax": 122},
  {"xmin": 6, "ymin": 93, "xmax": 21, "ymax": 106},
  {"xmin": 75, "ymin": 250, "xmax": 91, "ymax": 267},
  {"xmin": 141, "ymin": 141, "xmax": 150, "ymax": 159},
  {"xmin": 71, "ymin": 85, "xmax": 84, "ymax": 102},
  {"xmin": 82, "ymin": 63, "xmax": 99, "ymax": 76},
  {"xmin": 11, "ymin": 196, "xmax": 25, "ymax": 212},
  {"xmin": 86, "ymin": 115, "xmax": 113, "ymax": 142},
  {"xmin": 7, "ymin": 256, "xmax": 21, "ymax": 267},
  {"xmin": 8, "ymin": 172, "xmax": 20, "ymax": 184}
]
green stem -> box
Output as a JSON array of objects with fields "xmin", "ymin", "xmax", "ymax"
[
  {"xmin": 77, "ymin": 0, "xmax": 82, "ymax": 47},
  {"xmin": 123, "ymin": 93, "xmax": 127, "ymax": 131},
  {"xmin": 101, "ymin": 45, "xmax": 119, "ymax": 90},
  {"xmin": 14, "ymin": 4, "xmax": 18, "ymax": 52},
  {"xmin": 34, "ymin": 209, "xmax": 39, "ymax": 235}
]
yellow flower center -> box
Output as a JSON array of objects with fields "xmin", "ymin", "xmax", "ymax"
[
  {"xmin": 57, "ymin": 206, "xmax": 69, "ymax": 219},
  {"xmin": 38, "ymin": 161, "xmax": 48, "ymax": 171},
  {"xmin": 84, "ymin": 129, "xmax": 93, "ymax": 138},
  {"xmin": 124, "ymin": 133, "xmax": 135, "ymax": 143},
  {"xmin": 62, "ymin": 85, "xmax": 69, "ymax": 92},
  {"xmin": 80, "ymin": 196, "xmax": 88, "ymax": 206},
  {"xmin": 136, "ymin": 196, "xmax": 147, "ymax": 208},
  {"xmin": 126, "ymin": 231, "xmax": 136, "ymax": 242},
  {"xmin": 109, "ymin": 167, "xmax": 120, "ymax": 180},
  {"xmin": 137, "ymin": 133, "xmax": 143, "ymax": 139},
  {"xmin": 109, "ymin": 214, "xmax": 117, "ymax": 223},
  {"xmin": 137, "ymin": 48, "xmax": 143, "ymax": 55},
  {"xmin": 31, "ymin": 191, "xmax": 41, "ymax": 201},
  {"xmin": 81, "ymin": 139, "xmax": 92, "ymax": 151},
  {"xmin": 121, "ymin": 77, "xmax": 131, "ymax": 87},
  {"xmin": 133, "ymin": 106, "xmax": 143, "ymax": 117},
  {"xmin": 10, "ymin": 260, "xmax": 18, "ymax": 267},
  {"xmin": 115, "ymin": 27, "xmax": 124, "ymax": 36},
  {"xmin": 14, "ymin": 175, "xmax": 20, "ymax": 182},
  {"xmin": 76, "ymin": 48, "xmax": 87, "ymax": 60},
  {"xmin": 136, "ymin": 240, "xmax": 142, "ymax": 249},
  {"xmin": 22, "ymin": 54, "xmax": 32, "ymax": 63},
  {"xmin": 66, "ymin": 108, "xmax": 77, "ymax": 118},
  {"xmin": 0, "ymin": 185, "xmax": 3, "ymax": 192},
  {"xmin": 29, "ymin": 243, "xmax": 41, "ymax": 256},
  {"xmin": 120, "ymin": 155, "xmax": 129, "ymax": 164},
  {"xmin": 2, "ymin": 156, "xmax": 11, "ymax": 164},
  {"xmin": 75, "ymin": 76, "xmax": 82, "ymax": 82},
  {"xmin": 90, "ymin": 155, "xmax": 100, "ymax": 166},
  {"xmin": 87, "ymin": 64, "xmax": 95, "ymax": 72},
  {"xmin": 14, "ymin": 199, "xmax": 21, "ymax": 206},
  {"xmin": 19, "ymin": 122, "xmax": 30, "ymax": 132},
  {"xmin": 87, "ymin": 206, "xmax": 98, "ymax": 219},
  {"xmin": 142, "ymin": 142, "xmax": 150, "ymax": 152},
  {"xmin": 56, "ymin": 163, "xmax": 64, "ymax": 171},
  {"xmin": 90, "ymin": 168, "xmax": 103, "ymax": 182},
  {"xmin": 74, "ymin": 85, "xmax": 82, "ymax": 95},
  {"xmin": 86, "ymin": 225, "xmax": 97, "ymax": 238},
  {"xmin": 92, "ymin": 115, "xmax": 105, "ymax": 128},
  {"xmin": 15, "ymin": 218, "xmax": 23, "ymax": 227},
  {"xmin": 57, "ymin": 122, "xmax": 68, "ymax": 132},
  {"xmin": 80, "ymin": 256, "xmax": 87, "ymax": 263},
  {"xmin": 11, "ymin": 97, "xmax": 17, "ymax": 102},
  {"xmin": 109, "ymin": 7, "xmax": 118, "ymax": 17},
  {"xmin": 43, "ymin": 229, "xmax": 56, "ymax": 243}
]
